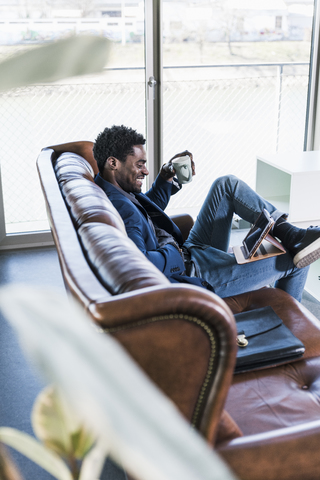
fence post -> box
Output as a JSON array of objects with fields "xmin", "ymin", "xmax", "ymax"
[{"xmin": 275, "ymin": 64, "xmax": 283, "ymax": 152}]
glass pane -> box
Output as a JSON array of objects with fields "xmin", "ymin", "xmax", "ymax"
[
  {"xmin": 0, "ymin": 1, "xmax": 145, "ymax": 234},
  {"xmin": 162, "ymin": 0, "xmax": 314, "ymax": 217}
]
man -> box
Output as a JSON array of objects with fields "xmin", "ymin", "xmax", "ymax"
[
  {"xmin": 90, "ymin": 124, "xmax": 320, "ymax": 303},
  {"xmin": 51, "ymin": 125, "xmax": 320, "ymax": 302}
]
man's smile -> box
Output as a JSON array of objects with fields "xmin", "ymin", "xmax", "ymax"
[{"xmin": 136, "ymin": 175, "xmax": 145, "ymax": 185}]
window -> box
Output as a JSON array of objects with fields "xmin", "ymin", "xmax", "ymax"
[
  {"xmin": 275, "ymin": 16, "xmax": 282, "ymax": 30},
  {"xmin": 102, "ymin": 11, "xmax": 121, "ymax": 17},
  {"xmin": 0, "ymin": 1, "xmax": 146, "ymax": 245},
  {"xmin": 162, "ymin": 0, "xmax": 315, "ymax": 218}
]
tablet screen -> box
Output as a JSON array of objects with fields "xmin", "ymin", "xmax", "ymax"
[{"xmin": 243, "ymin": 209, "xmax": 274, "ymax": 258}]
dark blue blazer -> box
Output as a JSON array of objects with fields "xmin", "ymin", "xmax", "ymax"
[{"xmin": 95, "ymin": 173, "xmax": 212, "ymax": 290}]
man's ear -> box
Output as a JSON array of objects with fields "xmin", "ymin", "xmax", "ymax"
[{"xmin": 105, "ymin": 156, "xmax": 119, "ymax": 170}]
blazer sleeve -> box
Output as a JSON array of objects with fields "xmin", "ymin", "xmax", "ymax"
[
  {"xmin": 118, "ymin": 202, "xmax": 185, "ymax": 277},
  {"xmin": 145, "ymin": 174, "xmax": 181, "ymax": 210}
]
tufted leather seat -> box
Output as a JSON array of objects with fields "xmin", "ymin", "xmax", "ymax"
[{"xmin": 37, "ymin": 144, "xmax": 320, "ymax": 480}]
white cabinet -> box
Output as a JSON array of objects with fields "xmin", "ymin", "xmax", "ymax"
[
  {"xmin": 256, "ymin": 151, "xmax": 320, "ymax": 301},
  {"xmin": 256, "ymin": 151, "xmax": 320, "ymax": 224}
]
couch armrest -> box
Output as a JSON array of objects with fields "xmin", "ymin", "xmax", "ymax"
[
  {"xmin": 89, "ymin": 284, "xmax": 237, "ymax": 445},
  {"xmin": 170, "ymin": 214, "xmax": 194, "ymax": 242},
  {"xmin": 218, "ymin": 419, "xmax": 320, "ymax": 480}
]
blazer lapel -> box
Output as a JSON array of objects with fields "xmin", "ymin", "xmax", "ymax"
[{"xmin": 135, "ymin": 194, "xmax": 183, "ymax": 245}]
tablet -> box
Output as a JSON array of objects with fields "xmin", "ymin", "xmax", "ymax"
[
  {"xmin": 243, "ymin": 209, "xmax": 274, "ymax": 258},
  {"xmin": 232, "ymin": 209, "xmax": 286, "ymax": 264}
]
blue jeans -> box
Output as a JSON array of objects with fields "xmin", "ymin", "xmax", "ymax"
[{"xmin": 184, "ymin": 175, "xmax": 309, "ymax": 302}]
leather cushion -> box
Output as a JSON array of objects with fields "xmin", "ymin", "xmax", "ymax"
[
  {"xmin": 224, "ymin": 356, "xmax": 320, "ymax": 437},
  {"xmin": 78, "ymin": 222, "xmax": 169, "ymax": 294},
  {"xmin": 215, "ymin": 410, "xmax": 243, "ymax": 445}
]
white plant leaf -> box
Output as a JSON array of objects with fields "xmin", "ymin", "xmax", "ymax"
[
  {"xmin": 31, "ymin": 384, "xmax": 95, "ymax": 460},
  {"xmin": 0, "ymin": 35, "xmax": 111, "ymax": 92},
  {"xmin": 32, "ymin": 384, "xmax": 75, "ymax": 457},
  {"xmin": 0, "ymin": 427, "xmax": 72, "ymax": 480},
  {"xmin": 78, "ymin": 440, "xmax": 110, "ymax": 480},
  {"xmin": 0, "ymin": 285, "xmax": 238, "ymax": 480}
]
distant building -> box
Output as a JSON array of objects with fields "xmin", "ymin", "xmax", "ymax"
[{"xmin": 0, "ymin": 0, "xmax": 314, "ymax": 45}]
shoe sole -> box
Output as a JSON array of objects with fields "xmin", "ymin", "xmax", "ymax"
[{"xmin": 293, "ymin": 237, "xmax": 320, "ymax": 268}]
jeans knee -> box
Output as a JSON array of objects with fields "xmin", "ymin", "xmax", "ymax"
[{"xmin": 212, "ymin": 174, "xmax": 240, "ymax": 191}]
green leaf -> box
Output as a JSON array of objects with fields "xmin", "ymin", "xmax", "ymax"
[
  {"xmin": 0, "ymin": 285, "xmax": 238, "ymax": 480},
  {"xmin": 0, "ymin": 35, "xmax": 111, "ymax": 92},
  {"xmin": 0, "ymin": 428, "xmax": 73, "ymax": 480},
  {"xmin": 70, "ymin": 429, "xmax": 95, "ymax": 460},
  {"xmin": 31, "ymin": 385, "xmax": 95, "ymax": 460}
]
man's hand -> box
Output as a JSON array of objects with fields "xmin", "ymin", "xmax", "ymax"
[{"xmin": 160, "ymin": 150, "xmax": 195, "ymax": 182}]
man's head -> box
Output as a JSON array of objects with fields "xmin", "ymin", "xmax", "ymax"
[{"xmin": 93, "ymin": 125, "xmax": 148, "ymax": 193}]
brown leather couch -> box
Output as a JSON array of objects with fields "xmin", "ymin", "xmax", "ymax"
[{"xmin": 37, "ymin": 145, "xmax": 320, "ymax": 480}]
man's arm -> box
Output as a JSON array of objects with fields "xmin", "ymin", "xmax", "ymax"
[
  {"xmin": 145, "ymin": 174, "xmax": 180, "ymax": 211},
  {"xmin": 127, "ymin": 220, "xmax": 186, "ymax": 277},
  {"xmin": 112, "ymin": 197, "xmax": 186, "ymax": 277}
]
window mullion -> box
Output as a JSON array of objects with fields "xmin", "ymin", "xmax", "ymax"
[
  {"xmin": 0, "ymin": 166, "xmax": 6, "ymax": 243},
  {"xmin": 145, "ymin": 0, "xmax": 163, "ymax": 184},
  {"xmin": 305, "ymin": 0, "xmax": 320, "ymax": 150}
]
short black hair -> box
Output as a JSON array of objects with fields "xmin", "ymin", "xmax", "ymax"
[{"xmin": 93, "ymin": 125, "xmax": 146, "ymax": 174}]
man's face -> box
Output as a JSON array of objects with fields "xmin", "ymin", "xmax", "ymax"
[{"xmin": 115, "ymin": 145, "xmax": 149, "ymax": 193}]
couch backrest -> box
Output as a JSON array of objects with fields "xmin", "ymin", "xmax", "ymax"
[{"xmin": 37, "ymin": 148, "xmax": 170, "ymax": 310}]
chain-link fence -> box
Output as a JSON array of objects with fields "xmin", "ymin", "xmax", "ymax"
[
  {"xmin": 0, "ymin": 78, "xmax": 146, "ymax": 233},
  {"xmin": 164, "ymin": 63, "xmax": 309, "ymax": 216},
  {"xmin": 0, "ymin": 62, "xmax": 309, "ymax": 232}
]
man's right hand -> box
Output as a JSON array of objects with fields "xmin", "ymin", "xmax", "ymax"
[{"xmin": 160, "ymin": 150, "xmax": 195, "ymax": 182}]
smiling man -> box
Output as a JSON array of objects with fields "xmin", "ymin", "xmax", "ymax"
[{"xmin": 92, "ymin": 125, "xmax": 199, "ymax": 286}]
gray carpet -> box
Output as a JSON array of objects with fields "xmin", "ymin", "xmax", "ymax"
[
  {"xmin": 301, "ymin": 290, "xmax": 320, "ymax": 320},
  {"xmin": 0, "ymin": 247, "xmax": 127, "ymax": 480}
]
